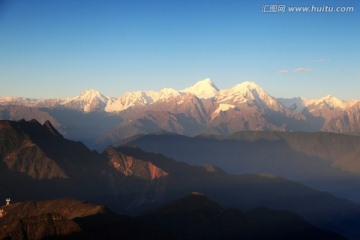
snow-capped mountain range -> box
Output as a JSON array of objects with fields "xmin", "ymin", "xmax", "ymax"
[
  {"xmin": 1, "ymin": 78, "xmax": 357, "ymax": 113},
  {"xmin": 0, "ymin": 78, "xmax": 359, "ymax": 148}
]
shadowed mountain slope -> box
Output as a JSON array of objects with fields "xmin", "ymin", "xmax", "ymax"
[
  {"xmin": 124, "ymin": 132, "xmax": 360, "ymax": 203},
  {"xmin": 1, "ymin": 120, "xmax": 360, "ymax": 239},
  {"xmin": 117, "ymin": 146, "xmax": 360, "ymax": 239},
  {"xmin": 0, "ymin": 196, "xmax": 346, "ymax": 240},
  {"xmin": 0, "ymin": 119, "xmax": 169, "ymax": 204},
  {"xmin": 140, "ymin": 192, "xmax": 346, "ymax": 240}
]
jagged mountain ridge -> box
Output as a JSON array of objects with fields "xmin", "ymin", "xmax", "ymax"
[
  {"xmin": 1, "ymin": 79, "xmax": 359, "ymax": 149},
  {"xmin": 1, "ymin": 79, "xmax": 357, "ymax": 113},
  {"xmin": 0, "ymin": 119, "xmax": 68, "ymax": 180},
  {"xmin": 0, "ymin": 119, "xmax": 171, "ymax": 207},
  {"xmin": 0, "ymin": 119, "xmax": 169, "ymax": 181}
]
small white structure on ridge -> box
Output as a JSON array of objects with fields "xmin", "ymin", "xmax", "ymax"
[{"xmin": 6, "ymin": 198, "xmax": 10, "ymax": 206}]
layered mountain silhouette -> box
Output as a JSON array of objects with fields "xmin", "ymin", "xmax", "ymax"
[
  {"xmin": 0, "ymin": 195, "xmax": 346, "ymax": 240},
  {"xmin": 125, "ymin": 132, "xmax": 360, "ymax": 203},
  {"xmin": 0, "ymin": 79, "xmax": 359, "ymax": 149},
  {"xmin": 0, "ymin": 119, "xmax": 171, "ymax": 204},
  {"xmin": 1, "ymin": 120, "xmax": 360, "ymax": 239}
]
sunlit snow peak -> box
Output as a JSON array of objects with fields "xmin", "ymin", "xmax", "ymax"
[{"xmin": 182, "ymin": 78, "xmax": 219, "ymax": 99}]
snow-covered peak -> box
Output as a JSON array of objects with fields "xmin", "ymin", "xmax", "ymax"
[
  {"xmin": 147, "ymin": 88, "xmax": 181, "ymax": 102},
  {"xmin": 310, "ymin": 95, "xmax": 346, "ymax": 109},
  {"xmin": 105, "ymin": 91, "xmax": 153, "ymax": 112},
  {"xmin": 278, "ymin": 97, "xmax": 307, "ymax": 113},
  {"xmin": 63, "ymin": 89, "xmax": 110, "ymax": 112},
  {"xmin": 182, "ymin": 78, "xmax": 219, "ymax": 99},
  {"xmin": 230, "ymin": 81, "xmax": 261, "ymax": 92},
  {"xmin": 216, "ymin": 81, "xmax": 282, "ymax": 111},
  {"xmin": 218, "ymin": 81, "xmax": 266, "ymax": 100},
  {"xmin": 118, "ymin": 91, "xmax": 153, "ymax": 105},
  {"xmin": 159, "ymin": 88, "xmax": 180, "ymax": 96},
  {"xmin": 347, "ymin": 99, "xmax": 360, "ymax": 107},
  {"xmin": 0, "ymin": 96, "xmax": 38, "ymax": 105},
  {"xmin": 77, "ymin": 89, "xmax": 106, "ymax": 102},
  {"xmin": 218, "ymin": 82, "xmax": 257, "ymax": 99},
  {"xmin": 105, "ymin": 88, "xmax": 182, "ymax": 112}
]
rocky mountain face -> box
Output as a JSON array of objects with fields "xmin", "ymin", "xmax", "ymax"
[
  {"xmin": 105, "ymin": 146, "xmax": 168, "ymax": 180},
  {"xmin": 0, "ymin": 119, "xmax": 106, "ymax": 181},
  {"xmin": 0, "ymin": 119, "xmax": 169, "ymax": 203},
  {"xmin": 0, "ymin": 199, "xmax": 106, "ymax": 239},
  {"xmin": 0, "ymin": 79, "xmax": 359, "ymax": 149},
  {"xmin": 1, "ymin": 120, "xmax": 360, "ymax": 239},
  {"xmin": 0, "ymin": 119, "xmax": 67, "ymax": 180}
]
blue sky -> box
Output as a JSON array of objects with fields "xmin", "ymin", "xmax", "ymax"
[{"xmin": 0, "ymin": 0, "xmax": 359, "ymax": 99}]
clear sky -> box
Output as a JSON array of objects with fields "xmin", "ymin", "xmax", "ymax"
[{"xmin": 0, "ymin": 0, "xmax": 359, "ymax": 100}]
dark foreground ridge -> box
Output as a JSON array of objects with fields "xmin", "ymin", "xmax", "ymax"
[
  {"xmin": 1, "ymin": 119, "xmax": 360, "ymax": 239},
  {"xmin": 0, "ymin": 196, "xmax": 346, "ymax": 240},
  {"xmin": 0, "ymin": 198, "xmax": 150, "ymax": 240}
]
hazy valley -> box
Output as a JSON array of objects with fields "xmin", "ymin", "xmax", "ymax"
[{"xmin": 126, "ymin": 131, "xmax": 360, "ymax": 203}]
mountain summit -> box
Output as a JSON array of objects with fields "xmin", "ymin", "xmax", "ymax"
[
  {"xmin": 182, "ymin": 78, "xmax": 219, "ymax": 99},
  {"xmin": 309, "ymin": 95, "xmax": 347, "ymax": 110},
  {"xmin": 216, "ymin": 81, "xmax": 282, "ymax": 110},
  {"xmin": 65, "ymin": 89, "xmax": 110, "ymax": 112}
]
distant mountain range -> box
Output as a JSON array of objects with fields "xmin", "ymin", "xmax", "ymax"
[
  {"xmin": 0, "ymin": 79, "xmax": 359, "ymax": 149},
  {"xmin": 125, "ymin": 132, "xmax": 360, "ymax": 203},
  {"xmin": 1, "ymin": 119, "xmax": 360, "ymax": 239}
]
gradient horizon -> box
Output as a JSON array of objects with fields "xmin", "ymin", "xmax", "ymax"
[{"xmin": 0, "ymin": 0, "xmax": 359, "ymax": 99}]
